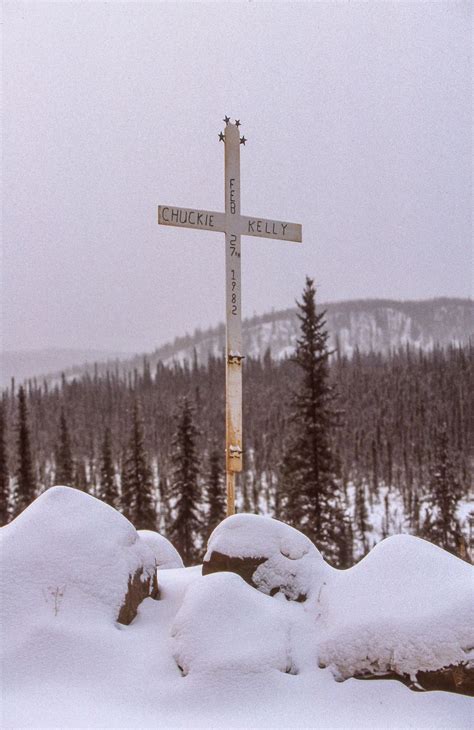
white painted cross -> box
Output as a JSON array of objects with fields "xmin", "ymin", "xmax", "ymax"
[{"xmin": 157, "ymin": 118, "xmax": 302, "ymax": 516}]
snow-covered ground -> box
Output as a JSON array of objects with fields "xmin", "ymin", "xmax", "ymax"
[
  {"xmin": 1, "ymin": 488, "xmax": 472, "ymax": 729},
  {"xmin": 344, "ymin": 483, "xmax": 474, "ymax": 560}
]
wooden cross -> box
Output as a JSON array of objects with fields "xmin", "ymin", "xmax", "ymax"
[{"xmin": 157, "ymin": 118, "xmax": 302, "ymax": 516}]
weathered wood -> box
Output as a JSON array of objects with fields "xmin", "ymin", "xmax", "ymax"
[
  {"xmin": 224, "ymin": 123, "xmax": 243, "ymax": 476},
  {"xmin": 158, "ymin": 207, "xmax": 302, "ymax": 242},
  {"xmin": 238, "ymin": 215, "xmax": 302, "ymax": 242},
  {"xmin": 226, "ymin": 471, "xmax": 236, "ymax": 517},
  {"xmin": 157, "ymin": 118, "xmax": 302, "ymax": 516},
  {"xmin": 158, "ymin": 205, "xmax": 226, "ymax": 233}
]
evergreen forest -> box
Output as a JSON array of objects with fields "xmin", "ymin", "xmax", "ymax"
[{"xmin": 1, "ymin": 303, "xmax": 472, "ymax": 566}]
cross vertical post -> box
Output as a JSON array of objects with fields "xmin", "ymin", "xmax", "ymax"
[
  {"xmin": 224, "ymin": 122, "xmax": 243, "ymax": 515},
  {"xmin": 157, "ymin": 117, "xmax": 302, "ymax": 520}
]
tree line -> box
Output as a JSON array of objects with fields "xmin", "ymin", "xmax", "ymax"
[{"xmin": 1, "ymin": 281, "xmax": 472, "ymax": 566}]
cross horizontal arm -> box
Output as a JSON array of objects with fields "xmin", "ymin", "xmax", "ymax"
[
  {"xmin": 239, "ymin": 215, "xmax": 302, "ymax": 243},
  {"xmin": 158, "ymin": 205, "xmax": 226, "ymax": 233},
  {"xmin": 158, "ymin": 205, "xmax": 302, "ymax": 243}
]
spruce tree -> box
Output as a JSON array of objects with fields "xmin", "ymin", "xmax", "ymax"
[
  {"xmin": 381, "ymin": 492, "xmax": 390, "ymax": 539},
  {"xmin": 12, "ymin": 386, "xmax": 36, "ymax": 517},
  {"xmin": 354, "ymin": 480, "xmax": 370, "ymax": 555},
  {"xmin": 169, "ymin": 397, "xmax": 201, "ymax": 566},
  {"xmin": 422, "ymin": 424, "xmax": 463, "ymax": 555},
  {"xmin": 121, "ymin": 402, "xmax": 156, "ymax": 530},
  {"xmin": 157, "ymin": 463, "xmax": 171, "ymax": 534},
  {"xmin": 410, "ymin": 492, "xmax": 420, "ymax": 535},
  {"xmin": 98, "ymin": 428, "xmax": 118, "ymax": 508},
  {"xmin": 206, "ymin": 444, "xmax": 226, "ymax": 540},
  {"xmin": 333, "ymin": 503, "xmax": 354, "ymax": 568},
  {"xmin": 279, "ymin": 277, "xmax": 343, "ymax": 564},
  {"xmin": 74, "ymin": 459, "xmax": 89, "ymax": 493},
  {"xmin": 0, "ymin": 402, "xmax": 9, "ymax": 525},
  {"xmin": 55, "ymin": 409, "xmax": 74, "ymax": 485}
]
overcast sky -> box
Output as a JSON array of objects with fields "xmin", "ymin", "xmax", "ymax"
[{"xmin": 2, "ymin": 1, "xmax": 472, "ymax": 354}]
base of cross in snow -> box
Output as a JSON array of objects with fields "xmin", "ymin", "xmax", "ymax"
[{"xmin": 1, "ymin": 487, "xmax": 473, "ymax": 729}]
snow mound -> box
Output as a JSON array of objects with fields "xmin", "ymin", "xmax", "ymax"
[
  {"xmin": 137, "ymin": 529, "xmax": 184, "ymax": 569},
  {"xmin": 172, "ymin": 571, "xmax": 293, "ymax": 675},
  {"xmin": 2, "ymin": 508, "xmax": 473, "ymax": 728},
  {"xmin": 203, "ymin": 513, "xmax": 330, "ymax": 600},
  {"xmin": 205, "ymin": 513, "xmax": 317, "ymax": 561},
  {"xmin": 0, "ymin": 486, "xmax": 157, "ymax": 631},
  {"xmin": 318, "ymin": 534, "xmax": 474, "ymax": 681}
]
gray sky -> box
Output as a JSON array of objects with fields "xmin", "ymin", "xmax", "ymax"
[{"xmin": 2, "ymin": 1, "xmax": 472, "ymax": 354}]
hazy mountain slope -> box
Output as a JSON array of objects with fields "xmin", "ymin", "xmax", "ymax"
[
  {"xmin": 3, "ymin": 298, "xmax": 472, "ymax": 386},
  {"xmin": 0, "ymin": 349, "xmax": 129, "ymax": 389},
  {"xmin": 152, "ymin": 297, "xmax": 474, "ymax": 366}
]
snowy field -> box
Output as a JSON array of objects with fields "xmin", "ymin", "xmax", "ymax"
[{"xmin": 1, "ymin": 487, "xmax": 473, "ymax": 729}]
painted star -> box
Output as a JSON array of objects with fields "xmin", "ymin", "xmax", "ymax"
[
  {"xmin": 218, "ymin": 132, "xmax": 225, "ymax": 142},
  {"xmin": 240, "ymin": 136, "xmax": 247, "ymax": 145},
  {"xmin": 223, "ymin": 115, "xmax": 231, "ymax": 125},
  {"xmin": 235, "ymin": 119, "xmax": 241, "ymax": 127}
]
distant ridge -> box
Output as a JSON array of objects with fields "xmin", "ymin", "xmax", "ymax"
[
  {"xmin": 0, "ymin": 349, "xmax": 129, "ymax": 389},
  {"xmin": 2, "ymin": 298, "xmax": 472, "ymax": 387},
  {"xmin": 147, "ymin": 297, "xmax": 473, "ymax": 367}
]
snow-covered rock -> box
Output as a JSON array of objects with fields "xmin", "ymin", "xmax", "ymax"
[
  {"xmin": 172, "ymin": 571, "xmax": 293, "ymax": 675},
  {"xmin": 137, "ymin": 529, "xmax": 184, "ymax": 569},
  {"xmin": 203, "ymin": 518, "xmax": 474, "ymax": 693},
  {"xmin": 0, "ymin": 486, "xmax": 158, "ymax": 631},
  {"xmin": 317, "ymin": 534, "xmax": 474, "ymax": 683},
  {"xmin": 203, "ymin": 513, "xmax": 330, "ymax": 601},
  {"xmin": 2, "ymin": 502, "xmax": 473, "ymax": 728}
]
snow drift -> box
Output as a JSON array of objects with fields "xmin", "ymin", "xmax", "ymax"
[
  {"xmin": 203, "ymin": 513, "xmax": 474, "ymax": 691},
  {"xmin": 0, "ymin": 485, "xmax": 158, "ymax": 629},
  {"xmin": 138, "ymin": 528, "xmax": 184, "ymax": 569},
  {"xmin": 317, "ymin": 533, "xmax": 474, "ymax": 682},
  {"xmin": 203, "ymin": 512, "xmax": 330, "ymax": 601},
  {"xmin": 1, "ymin": 494, "xmax": 473, "ymax": 728},
  {"xmin": 172, "ymin": 571, "xmax": 293, "ymax": 675}
]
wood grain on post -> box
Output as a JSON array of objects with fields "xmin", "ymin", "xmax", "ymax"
[
  {"xmin": 224, "ymin": 123, "xmax": 242, "ymax": 516},
  {"xmin": 156, "ymin": 118, "xmax": 303, "ymax": 520}
]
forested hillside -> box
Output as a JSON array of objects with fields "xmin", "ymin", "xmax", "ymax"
[
  {"xmin": 3, "ymin": 298, "xmax": 471, "ymax": 388},
  {"xmin": 157, "ymin": 297, "xmax": 473, "ymax": 365},
  {"xmin": 1, "ymin": 342, "xmax": 472, "ymax": 564}
]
